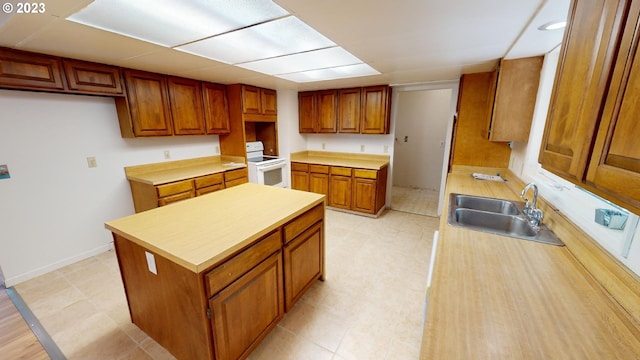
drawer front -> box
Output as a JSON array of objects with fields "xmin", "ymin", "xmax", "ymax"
[
  {"xmin": 284, "ymin": 203, "xmax": 324, "ymax": 244},
  {"xmin": 291, "ymin": 162, "xmax": 309, "ymax": 172},
  {"xmin": 196, "ymin": 184, "xmax": 224, "ymax": 196},
  {"xmin": 205, "ymin": 229, "xmax": 282, "ymax": 297},
  {"xmin": 156, "ymin": 180, "xmax": 194, "ymax": 197},
  {"xmin": 330, "ymin": 166, "xmax": 352, "ymax": 176},
  {"xmin": 195, "ymin": 173, "xmax": 224, "ymax": 189},
  {"xmin": 225, "ymin": 177, "xmax": 248, "ymax": 188},
  {"xmin": 353, "ymin": 169, "xmax": 377, "ymax": 179},
  {"xmin": 309, "ymin": 164, "xmax": 329, "ymax": 174},
  {"xmin": 157, "ymin": 191, "xmax": 193, "ymax": 206},
  {"xmin": 224, "ymin": 167, "xmax": 248, "ymax": 181}
]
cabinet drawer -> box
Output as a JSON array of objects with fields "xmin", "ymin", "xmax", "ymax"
[
  {"xmin": 205, "ymin": 229, "xmax": 282, "ymax": 297},
  {"xmin": 291, "ymin": 162, "xmax": 309, "ymax": 172},
  {"xmin": 284, "ymin": 204, "xmax": 324, "ymax": 244},
  {"xmin": 309, "ymin": 164, "xmax": 329, "ymax": 174},
  {"xmin": 330, "ymin": 166, "xmax": 352, "ymax": 176},
  {"xmin": 157, "ymin": 191, "xmax": 193, "ymax": 206},
  {"xmin": 225, "ymin": 177, "xmax": 248, "ymax": 188},
  {"xmin": 196, "ymin": 184, "xmax": 224, "ymax": 196},
  {"xmin": 224, "ymin": 167, "xmax": 248, "ymax": 182},
  {"xmin": 195, "ymin": 173, "xmax": 224, "ymax": 189},
  {"xmin": 156, "ymin": 180, "xmax": 194, "ymax": 197},
  {"xmin": 353, "ymin": 169, "xmax": 377, "ymax": 179}
]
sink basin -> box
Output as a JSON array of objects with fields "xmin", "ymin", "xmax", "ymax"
[
  {"xmin": 447, "ymin": 193, "xmax": 564, "ymax": 246},
  {"xmin": 455, "ymin": 194, "xmax": 520, "ymax": 215}
]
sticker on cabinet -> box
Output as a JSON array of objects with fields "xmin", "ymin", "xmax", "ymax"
[{"xmin": 0, "ymin": 164, "xmax": 9, "ymax": 179}]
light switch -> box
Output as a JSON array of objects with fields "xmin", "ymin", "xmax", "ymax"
[{"xmin": 145, "ymin": 251, "xmax": 158, "ymax": 275}]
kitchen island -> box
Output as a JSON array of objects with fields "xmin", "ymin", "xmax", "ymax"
[
  {"xmin": 421, "ymin": 166, "xmax": 640, "ymax": 358},
  {"xmin": 105, "ymin": 183, "xmax": 325, "ymax": 360}
]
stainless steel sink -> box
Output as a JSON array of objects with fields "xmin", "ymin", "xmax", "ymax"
[
  {"xmin": 455, "ymin": 194, "xmax": 521, "ymax": 215},
  {"xmin": 447, "ymin": 193, "xmax": 564, "ymax": 246}
]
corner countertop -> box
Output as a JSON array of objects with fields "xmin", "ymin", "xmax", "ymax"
[
  {"xmin": 105, "ymin": 183, "xmax": 325, "ymax": 273},
  {"xmin": 421, "ymin": 165, "xmax": 640, "ymax": 359},
  {"xmin": 124, "ymin": 156, "xmax": 247, "ymax": 185},
  {"xmin": 290, "ymin": 151, "xmax": 389, "ymax": 170}
]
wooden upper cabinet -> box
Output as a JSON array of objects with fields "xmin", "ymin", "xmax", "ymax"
[
  {"xmin": 202, "ymin": 82, "xmax": 230, "ymax": 134},
  {"xmin": 316, "ymin": 90, "xmax": 337, "ymax": 133},
  {"xmin": 489, "ymin": 56, "xmax": 543, "ymax": 142},
  {"xmin": 62, "ymin": 59, "xmax": 123, "ymax": 95},
  {"xmin": 167, "ymin": 76, "xmax": 206, "ymax": 135},
  {"xmin": 0, "ymin": 48, "xmax": 64, "ymax": 90},
  {"xmin": 540, "ymin": 0, "xmax": 628, "ymax": 182},
  {"xmin": 338, "ymin": 88, "xmax": 361, "ymax": 133},
  {"xmin": 361, "ymin": 85, "xmax": 391, "ymax": 134},
  {"xmin": 298, "ymin": 91, "xmax": 316, "ymax": 133},
  {"xmin": 241, "ymin": 85, "xmax": 277, "ymax": 118},
  {"xmin": 118, "ymin": 69, "xmax": 173, "ymax": 137},
  {"xmin": 586, "ymin": 0, "xmax": 640, "ymax": 212}
]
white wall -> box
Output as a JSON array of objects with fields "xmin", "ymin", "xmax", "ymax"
[
  {"xmin": 0, "ymin": 90, "xmax": 220, "ymax": 286},
  {"xmin": 509, "ymin": 49, "xmax": 640, "ymax": 276}
]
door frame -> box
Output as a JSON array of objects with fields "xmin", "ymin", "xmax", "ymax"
[{"xmin": 388, "ymin": 80, "xmax": 460, "ymax": 216}]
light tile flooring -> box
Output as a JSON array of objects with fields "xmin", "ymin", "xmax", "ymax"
[
  {"xmin": 14, "ymin": 209, "xmax": 438, "ymax": 360},
  {"xmin": 391, "ymin": 186, "xmax": 440, "ymax": 217}
]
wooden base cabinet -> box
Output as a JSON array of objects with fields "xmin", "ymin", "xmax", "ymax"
[
  {"xmin": 284, "ymin": 221, "xmax": 323, "ymax": 310},
  {"xmin": 210, "ymin": 251, "xmax": 284, "ymax": 360},
  {"xmin": 329, "ymin": 167, "xmax": 353, "ymax": 210}
]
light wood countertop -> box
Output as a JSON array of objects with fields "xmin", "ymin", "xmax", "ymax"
[
  {"xmin": 125, "ymin": 156, "xmax": 246, "ymax": 185},
  {"xmin": 421, "ymin": 166, "xmax": 640, "ymax": 359},
  {"xmin": 105, "ymin": 183, "xmax": 325, "ymax": 273},
  {"xmin": 290, "ymin": 151, "xmax": 389, "ymax": 170}
]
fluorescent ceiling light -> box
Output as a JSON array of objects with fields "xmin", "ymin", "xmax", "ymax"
[
  {"xmin": 66, "ymin": 0, "xmax": 380, "ymax": 83},
  {"xmin": 176, "ymin": 16, "xmax": 336, "ymax": 64},
  {"xmin": 67, "ymin": 0, "xmax": 288, "ymax": 47},
  {"xmin": 237, "ymin": 47, "xmax": 361, "ymax": 74},
  {"xmin": 277, "ymin": 64, "xmax": 381, "ymax": 83},
  {"xmin": 538, "ymin": 20, "xmax": 567, "ymax": 31}
]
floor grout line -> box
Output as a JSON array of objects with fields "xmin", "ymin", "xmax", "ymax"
[{"xmin": 6, "ymin": 286, "xmax": 67, "ymax": 360}]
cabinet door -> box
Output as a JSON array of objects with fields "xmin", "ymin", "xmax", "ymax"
[
  {"xmin": 587, "ymin": 0, "xmax": 640, "ymax": 211},
  {"xmin": 62, "ymin": 59, "xmax": 123, "ymax": 95},
  {"xmin": 329, "ymin": 170, "xmax": 352, "ymax": 209},
  {"xmin": 210, "ymin": 251, "xmax": 284, "ymax": 360},
  {"xmin": 309, "ymin": 172, "xmax": 329, "ymax": 196},
  {"xmin": 316, "ymin": 90, "xmax": 337, "ymax": 133},
  {"xmin": 361, "ymin": 85, "xmax": 391, "ymax": 134},
  {"xmin": 539, "ymin": 0, "xmax": 628, "ymax": 182},
  {"xmin": 284, "ymin": 221, "xmax": 323, "ymax": 310},
  {"xmin": 202, "ymin": 82, "xmax": 231, "ymax": 134},
  {"xmin": 338, "ymin": 88, "xmax": 361, "ymax": 133},
  {"xmin": 123, "ymin": 70, "xmax": 173, "ymax": 136},
  {"xmin": 261, "ymin": 88, "xmax": 278, "ymax": 115},
  {"xmin": 0, "ymin": 48, "xmax": 64, "ymax": 90},
  {"xmin": 298, "ymin": 91, "xmax": 317, "ymax": 133},
  {"xmin": 291, "ymin": 171, "xmax": 310, "ymax": 191},
  {"xmin": 489, "ymin": 56, "xmax": 543, "ymax": 142},
  {"xmin": 353, "ymin": 177, "xmax": 377, "ymax": 214},
  {"xmin": 241, "ymin": 85, "xmax": 262, "ymax": 114},
  {"xmin": 167, "ymin": 77, "xmax": 206, "ymax": 135}
]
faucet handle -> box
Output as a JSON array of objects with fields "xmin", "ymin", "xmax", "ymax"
[{"xmin": 528, "ymin": 208, "xmax": 544, "ymax": 228}]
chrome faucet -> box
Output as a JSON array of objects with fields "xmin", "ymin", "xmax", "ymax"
[{"xmin": 521, "ymin": 182, "xmax": 543, "ymax": 228}]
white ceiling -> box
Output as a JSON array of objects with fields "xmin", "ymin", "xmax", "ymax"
[{"xmin": 0, "ymin": 0, "xmax": 570, "ymax": 91}]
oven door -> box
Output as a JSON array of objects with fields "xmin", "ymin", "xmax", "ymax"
[{"xmin": 256, "ymin": 161, "xmax": 287, "ymax": 188}]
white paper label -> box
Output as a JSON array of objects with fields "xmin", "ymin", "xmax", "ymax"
[{"xmin": 145, "ymin": 251, "xmax": 157, "ymax": 275}]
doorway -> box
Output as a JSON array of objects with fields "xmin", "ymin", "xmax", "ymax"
[{"xmin": 390, "ymin": 84, "xmax": 458, "ymax": 217}]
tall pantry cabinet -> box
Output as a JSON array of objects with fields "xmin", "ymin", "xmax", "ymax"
[{"xmin": 539, "ymin": 0, "xmax": 640, "ymax": 214}]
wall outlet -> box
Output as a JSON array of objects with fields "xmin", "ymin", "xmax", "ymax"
[
  {"xmin": 86, "ymin": 156, "xmax": 97, "ymax": 168},
  {"xmin": 164, "ymin": 150, "xmax": 171, "ymax": 159},
  {"xmin": 215, "ymin": 145, "xmax": 220, "ymax": 154},
  {"xmin": 383, "ymin": 145, "xmax": 389, "ymax": 153},
  {"xmin": 322, "ymin": 143, "xmax": 326, "ymax": 150},
  {"xmin": 360, "ymin": 144, "xmax": 365, "ymax": 152}
]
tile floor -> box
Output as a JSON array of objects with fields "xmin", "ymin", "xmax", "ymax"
[
  {"xmin": 390, "ymin": 186, "xmax": 440, "ymax": 217},
  {"xmin": 14, "ymin": 208, "xmax": 438, "ymax": 360}
]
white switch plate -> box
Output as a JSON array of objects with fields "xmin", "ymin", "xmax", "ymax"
[
  {"xmin": 86, "ymin": 156, "xmax": 97, "ymax": 168},
  {"xmin": 164, "ymin": 150, "xmax": 171, "ymax": 159},
  {"xmin": 360, "ymin": 145, "xmax": 365, "ymax": 152},
  {"xmin": 145, "ymin": 251, "xmax": 157, "ymax": 275}
]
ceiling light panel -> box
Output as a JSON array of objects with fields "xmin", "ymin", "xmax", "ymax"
[
  {"xmin": 277, "ymin": 63, "xmax": 381, "ymax": 83},
  {"xmin": 237, "ymin": 46, "xmax": 361, "ymax": 75},
  {"xmin": 67, "ymin": 0, "xmax": 289, "ymax": 47},
  {"xmin": 176, "ymin": 16, "xmax": 336, "ymax": 64}
]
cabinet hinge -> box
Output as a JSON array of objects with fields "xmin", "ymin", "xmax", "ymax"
[{"xmin": 206, "ymin": 308, "xmax": 211, "ymax": 319}]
